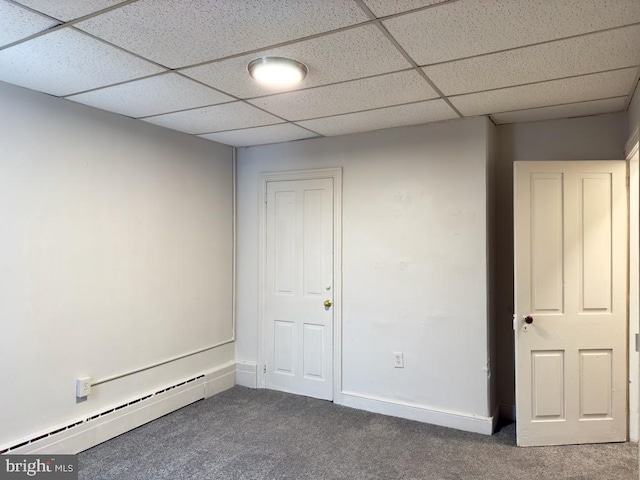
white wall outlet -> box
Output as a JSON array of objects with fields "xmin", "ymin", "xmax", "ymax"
[
  {"xmin": 76, "ymin": 377, "xmax": 91, "ymax": 398},
  {"xmin": 393, "ymin": 352, "xmax": 404, "ymax": 368}
]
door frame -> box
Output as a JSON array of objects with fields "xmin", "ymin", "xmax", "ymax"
[
  {"xmin": 256, "ymin": 167, "xmax": 343, "ymax": 400},
  {"xmin": 626, "ymin": 128, "xmax": 640, "ymax": 442}
]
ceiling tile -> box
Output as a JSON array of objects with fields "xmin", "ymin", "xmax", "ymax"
[
  {"xmin": 199, "ymin": 123, "xmax": 317, "ymax": 147},
  {"xmin": 384, "ymin": 0, "xmax": 640, "ymax": 65},
  {"xmin": 450, "ymin": 68, "xmax": 637, "ymax": 116},
  {"xmin": 76, "ymin": 0, "xmax": 370, "ymax": 69},
  {"xmin": 0, "ymin": 1, "xmax": 59, "ymax": 48},
  {"xmin": 142, "ymin": 102, "xmax": 282, "ymax": 135},
  {"xmin": 249, "ymin": 70, "xmax": 437, "ymax": 121},
  {"xmin": 0, "ymin": 29, "xmax": 165, "ymax": 96},
  {"xmin": 296, "ymin": 99, "xmax": 458, "ymax": 136},
  {"xmin": 491, "ymin": 97, "xmax": 628, "ymax": 125},
  {"xmin": 362, "ymin": 0, "xmax": 448, "ymax": 17},
  {"xmin": 66, "ymin": 73, "xmax": 233, "ymax": 118},
  {"xmin": 181, "ymin": 24, "xmax": 411, "ymax": 99},
  {"xmin": 424, "ymin": 25, "xmax": 640, "ymax": 96},
  {"xmin": 14, "ymin": 0, "xmax": 126, "ymax": 21}
]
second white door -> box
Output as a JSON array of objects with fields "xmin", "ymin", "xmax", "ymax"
[
  {"xmin": 264, "ymin": 178, "xmax": 334, "ymax": 400},
  {"xmin": 514, "ymin": 161, "xmax": 627, "ymax": 446}
]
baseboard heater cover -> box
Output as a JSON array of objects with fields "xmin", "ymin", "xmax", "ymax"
[{"xmin": 0, "ymin": 374, "xmax": 205, "ymax": 455}]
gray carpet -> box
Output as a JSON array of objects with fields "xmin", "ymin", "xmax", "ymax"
[{"xmin": 78, "ymin": 386, "xmax": 637, "ymax": 480}]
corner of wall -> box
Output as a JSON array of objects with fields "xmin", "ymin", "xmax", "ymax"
[
  {"xmin": 627, "ymin": 79, "xmax": 639, "ymax": 141},
  {"xmin": 486, "ymin": 116, "xmax": 499, "ymax": 418},
  {"xmin": 235, "ymin": 361, "xmax": 258, "ymax": 388},
  {"xmin": 204, "ymin": 362, "xmax": 236, "ymax": 398}
]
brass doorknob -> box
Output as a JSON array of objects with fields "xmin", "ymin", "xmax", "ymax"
[
  {"xmin": 324, "ymin": 299, "xmax": 333, "ymax": 308},
  {"xmin": 524, "ymin": 315, "xmax": 534, "ymax": 324}
]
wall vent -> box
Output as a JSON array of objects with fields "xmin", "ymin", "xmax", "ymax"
[{"xmin": 0, "ymin": 374, "xmax": 205, "ymax": 454}]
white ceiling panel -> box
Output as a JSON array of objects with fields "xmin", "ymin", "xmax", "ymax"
[
  {"xmin": 384, "ymin": 0, "xmax": 640, "ymax": 65},
  {"xmin": 14, "ymin": 0, "xmax": 126, "ymax": 21},
  {"xmin": 66, "ymin": 73, "xmax": 233, "ymax": 118},
  {"xmin": 491, "ymin": 97, "xmax": 628, "ymax": 125},
  {"xmin": 425, "ymin": 25, "xmax": 640, "ymax": 96},
  {"xmin": 143, "ymin": 101, "xmax": 282, "ymax": 135},
  {"xmin": 249, "ymin": 70, "xmax": 437, "ymax": 121},
  {"xmin": 76, "ymin": 0, "xmax": 370, "ymax": 69},
  {"xmin": 181, "ymin": 24, "xmax": 411, "ymax": 99},
  {"xmin": 450, "ymin": 68, "xmax": 637, "ymax": 117},
  {"xmin": 362, "ymin": 0, "xmax": 448, "ymax": 18},
  {"xmin": 296, "ymin": 99, "xmax": 458, "ymax": 136},
  {"xmin": 0, "ymin": 1, "xmax": 59, "ymax": 48},
  {"xmin": 0, "ymin": 0, "xmax": 637, "ymax": 143},
  {"xmin": 0, "ymin": 29, "xmax": 165, "ymax": 96},
  {"xmin": 200, "ymin": 123, "xmax": 317, "ymax": 147}
]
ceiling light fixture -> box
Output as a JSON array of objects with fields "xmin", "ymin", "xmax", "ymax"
[{"xmin": 247, "ymin": 56, "xmax": 307, "ymax": 86}]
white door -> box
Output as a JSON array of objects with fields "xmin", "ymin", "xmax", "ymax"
[
  {"xmin": 264, "ymin": 178, "xmax": 334, "ymax": 400},
  {"xmin": 514, "ymin": 161, "xmax": 627, "ymax": 447}
]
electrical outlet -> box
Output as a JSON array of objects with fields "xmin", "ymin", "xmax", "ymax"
[
  {"xmin": 393, "ymin": 352, "xmax": 404, "ymax": 368},
  {"xmin": 76, "ymin": 377, "xmax": 91, "ymax": 398}
]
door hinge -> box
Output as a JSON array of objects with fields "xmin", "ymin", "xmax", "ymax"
[
  {"xmin": 635, "ymin": 334, "xmax": 639, "ymax": 353},
  {"xmin": 263, "ymin": 364, "xmax": 267, "ymax": 374},
  {"xmin": 264, "ymin": 192, "xmax": 268, "ymax": 203}
]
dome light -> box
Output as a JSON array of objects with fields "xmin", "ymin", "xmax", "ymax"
[{"xmin": 248, "ymin": 56, "xmax": 307, "ymax": 86}]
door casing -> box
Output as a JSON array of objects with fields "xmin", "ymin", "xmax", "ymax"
[{"xmin": 625, "ymin": 130, "xmax": 639, "ymax": 443}]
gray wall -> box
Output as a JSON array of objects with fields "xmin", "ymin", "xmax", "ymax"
[
  {"xmin": 493, "ymin": 112, "xmax": 628, "ymax": 411},
  {"xmin": 0, "ymin": 81, "xmax": 234, "ymax": 446}
]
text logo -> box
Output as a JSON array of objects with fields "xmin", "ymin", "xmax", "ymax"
[{"xmin": 0, "ymin": 456, "xmax": 77, "ymax": 480}]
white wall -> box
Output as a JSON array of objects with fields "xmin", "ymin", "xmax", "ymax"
[
  {"xmin": 629, "ymin": 81, "xmax": 640, "ymax": 139},
  {"xmin": 236, "ymin": 117, "xmax": 494, "ymax": 428},
  {"xmin": 0, "ymin": 82, "xmax": 235, "ymax": 448},
  {"xmin": 493, "ymin": 112, "xmax": 628, "ymax": 417}
]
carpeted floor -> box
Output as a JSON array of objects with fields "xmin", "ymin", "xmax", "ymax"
[{"xmin": 78, "ymin": 386, "xmax": 637, "ymax": 480}]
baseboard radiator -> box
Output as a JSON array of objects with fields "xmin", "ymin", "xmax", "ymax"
[{"xmin": 1, "ymin": 363, "xmax": 235, "ymax": 455}]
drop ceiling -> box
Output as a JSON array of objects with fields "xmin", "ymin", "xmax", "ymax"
[{"xmin": 1, "ymin": 0, "xmax": 639, "ymax": 148}]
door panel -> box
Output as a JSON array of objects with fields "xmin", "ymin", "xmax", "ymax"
[
  {"xmin": 531, "ymin": 174, "xmax": 564, "ymax": 312},
  {"xmin": 579, "ymin": 349, "xmax": 612, "ymax": 419},
  {"xmin": 303, "ymin": 323, "xmax": 324, "ymax": 379},
  {"xmin": 274, "ymin": 320, "xmax": 294, "ymax": 374},
  {"xmin": 274, "ymin": 191, "xmax": 295, "ymax": 294},
  {"xmin": 515, "ymin": 161, "xmax": 627, "ymax": 447},
  {"xmin": 531, "ymin": 351, "xmax": 565, "ymax": 420},
  {"xmin": 303, "ymin": 189, "xmax": 325, "ymax": 296},
  {"xmin": 579, "ymin": 175, "xmax": 612, "ymax": 311},
  {"xmin": 265, "ymin": 178, "xmax": 334, "ymax": 400}
]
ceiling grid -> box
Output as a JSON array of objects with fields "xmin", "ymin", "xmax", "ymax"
[{"xmin": 0, "ymin": 0, "xmax": 638, "ymax": 147}]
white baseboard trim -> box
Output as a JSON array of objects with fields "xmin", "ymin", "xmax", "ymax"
[
  {"xmin": 5, "ymin": 363, "xmax": 236, "ymax": 455},
  {"xmin": 337, "ymin": 391, "xmax": 495, "ymax": 435},
  {"xmin": 235, "ymin": 361, "xmax": 258, "ymax": 388},
  {"xmin": 204, "ymin": 362, "xmax": 235, "ymax": 398},
  {"xmin": 499, "ymin": 403, "xmax": 515, "ymax": 422},
  {"xmin": 490, "ymin": 404, "xmax": 500, "ymax": 433}
]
